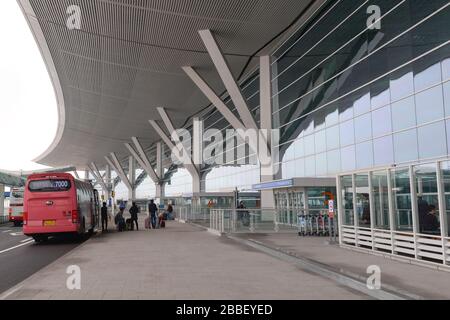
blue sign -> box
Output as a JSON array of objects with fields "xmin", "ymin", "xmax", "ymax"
[
  {"xmin": 252, "ymin": 179, "xmax": 294, "ymax": 190},
  {"xmin": 3, "ymin": 192, "xmax": 10, "ymax": 198}
]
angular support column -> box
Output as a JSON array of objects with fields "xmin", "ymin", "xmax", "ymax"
[
  {"xmin": 259, "ymin": 55, "xmax": 275, "ymax": 209},
  {"xmin": 105, "ymin": 164, "xmax": 112, "ymax": 204},
  {"xmin": 105, "ymin": 153, "xmax": 133, "ymax": 202},
  {"xmin": 198, "ymin": 29, "xmax": 258, "ymax": 131},
  {"xmin": 125, "ymin": 137, "xmax": 160, "ymax": 184},
  {"xmin": 89, "ymin": 162, "xmax": 109, "ymax": 193},
  {"xmin": 150, "ymin": 108, "xmax": 201, "ymax": 194},
  {"xmin": 73, "ymin": 170, "xmax": 80, "ymax": 180},
  {"xmin": 155, "ymin": 142, "xmax": 165, "ymax": 201},
  {"xmin": 128, "ymin": 156, "xmax": 136, "ymax": 201}
]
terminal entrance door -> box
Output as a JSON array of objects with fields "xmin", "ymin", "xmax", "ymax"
[{"xmin": 274, "ymin": 189, "xmax": 305, "ymax": 226}]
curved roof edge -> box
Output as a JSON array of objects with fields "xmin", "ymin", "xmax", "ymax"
[{"xmin": 17, "ymin": 0, "xmax": 66, "ymax": 166}]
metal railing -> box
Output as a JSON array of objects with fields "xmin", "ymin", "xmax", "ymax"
[
  {"xmin": 341, "ymin": 225, "xmax": 450, "ymax": 267},
  {"xmin": 208, "ymin": 208, "xmax": 300, "ymax": 234}
]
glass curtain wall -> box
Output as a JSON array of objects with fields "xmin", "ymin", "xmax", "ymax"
[
  {"xmin": 271, "ymin": 0, "xmax": 450, "ymax": 180},
  {"xmin": 371, "ymin": 170, "xmax": 390, "ymax": 230},
  {"xmin": 340, "ymin": 175, "xmax": 354, "ymax": 226}
]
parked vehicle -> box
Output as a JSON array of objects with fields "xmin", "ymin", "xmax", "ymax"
[
  {"xmin": 9, "ymin": 187, "xmax": 24, "ymax": 227},
  {"xmin": 23, "ymin": 173, "xmax": 99, "ymax": 242}
]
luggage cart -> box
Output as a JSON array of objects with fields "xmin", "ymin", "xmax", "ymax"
[
  {"xmin": 297, "ymin": 213, "xmax": 307, "ymax": 236},
  {"xmin": 317, "ymin": 214, "xmax": 326, "ymax": 237}
]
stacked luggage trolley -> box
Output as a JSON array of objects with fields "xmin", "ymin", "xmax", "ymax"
[{"xmin": 297, "ymin": 211, "xmax": 337, "ymax": 239}]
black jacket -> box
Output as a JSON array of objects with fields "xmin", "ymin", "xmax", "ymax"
[
  {"xmin": 129, "ymin": 205, "xmax": 139, "ymax": 219},
  {"xmin": 148, "ymin": 203, "xmax": 158, "ymax": 216}
]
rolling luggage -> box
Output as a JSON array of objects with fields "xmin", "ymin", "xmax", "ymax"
[
  {"xmin": 118, "ymin": 220, "xmax": 126, "ymax": 232},
  {"xmin": 160, "ymin": 220, "xmax": 166, "ymax": 228},
  {"xmin": 126, "ymin": 218, "xmax": 134, "ymax": 231}
]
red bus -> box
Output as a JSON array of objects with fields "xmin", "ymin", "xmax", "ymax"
[
  {"xmin": 23, "ymin": 173, "xmax": 100, "ymax": 242},
  {"xmin": 9, "ymin": 187, "xmax": 24, "ymax": 227}
]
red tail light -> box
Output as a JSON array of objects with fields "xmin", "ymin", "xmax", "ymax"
[
  {"xmin": 71, "ymin": 210, "xmax": 79, "ymax": 224},
  {"xmin": 23, "ymin": 212, "xmax": 28, "ymax": 225}
]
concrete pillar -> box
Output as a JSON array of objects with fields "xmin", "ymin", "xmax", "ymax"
[
  {"xmin": 105, "ymin": 165, "xmax": 112, "ymax": 203},
  {"xmin": 156, "ymin": 182, "xmax": 165, "ymax": 201},
  {"xmin": 156, "ymin": 142, "xmax": 163, "ymax": 179},
  {"xmin": 128, "ymin": 156, "xmax": 136, "ymax": 201},
  {"xmin": 0, "ymin": 184, "xmax": 5, "ymax": 218},
  {"xmin": 193, "ymin": 176, "xmax": 201, "ymax": 194}
]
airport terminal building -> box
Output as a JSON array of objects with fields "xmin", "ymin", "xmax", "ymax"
[{"xmin": 21, "ymin": 0, "xmax": 450, "ymax": 266}]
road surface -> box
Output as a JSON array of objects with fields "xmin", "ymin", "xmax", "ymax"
[{"xmin": 0, "ymin": 222, "xmax": 83, "ymax": 294}]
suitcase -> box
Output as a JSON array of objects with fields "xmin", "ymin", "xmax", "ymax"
[
  {"xmin": 160, "ymin": 220, "xmax": 166, "ymax": 228},
  {"xmin": 145, "ymin": 217, "xmax": 150, "ymax": 229},
  {"xmin": 126, "ymin": 219, "xmax": 134, "ymax": 231}
]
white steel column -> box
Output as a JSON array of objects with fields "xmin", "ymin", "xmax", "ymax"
[
  {"xmin": 198, "ymin": 29, "xmax": 258, "ymax": 131},
  {"xmin": 150, "ymin": 110, "xmax": 200, "ymax": 194},
  {"xmin": 125, "ymin": 139, "xmax": 159, "ymax": 183},
  {"xmin": 90, "ymin": 162, "xmax": 108, "ymax": 194},
  {"xmin": 105, "ymin": 164, "xmax": 112, "ymax": 204},
  {"xmin": 128, "ymin": 156, "xmax": 136, "ymax": 201},
  {"xmin": 156, "ymin": 142, "xmax": 164, "ymax": 179},
  {"xmin": 387, "ymin": 169, "xmax": 396, "ymax": 253},
  {"xmin": 105, "ymin": 153, "xmax": 132, "ymax": 191},
  {"xmin": 0, "ymin": 184, "xmax": 4, "ymax": 218},
  {"xmin": 336, "ymin": 176, "xmax": 344, "ymax": 245},
  {"xmin": 260, "ymin": 55, "xmax": 275, "ymax": 209},
  {"xmin": 352, "ymin": 174, "xmax": 359, "ymax": 247},
  {"xmin": 436, "ymin": 161, "xmax": 448, "ymax": 263},
  {"xmin": 409, "ymin": 165, "xmax": 419, "ymax": 260},
  {"xmin": 183, "ymin": 66, "xmax": 246, "ymax": 131},
  {"xmin": 368, "ymin": 172, "xmax": 376, "ymax": 251},
  {"xmin": 84, "ymin": 170, "xmax": 89, "ymax": 181},
  {"xmin": 155, "ymin": 142, "xmax": 165, "ymax": 201}
]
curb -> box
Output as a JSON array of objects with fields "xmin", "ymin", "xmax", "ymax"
[{"xmin": 226, "ymin": 235, "xmax": 424, "ymax": 300}]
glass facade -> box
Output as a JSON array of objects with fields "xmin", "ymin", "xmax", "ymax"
[
  {"xmin": 272, "ymin": 0, "xmax": 450, "ymax": 180},
  {"xmin": 339, "ymin": 159, "xmax": 450, "ymax": 265}
]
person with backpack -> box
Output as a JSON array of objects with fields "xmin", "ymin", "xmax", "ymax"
[
  {"xmin": 148, "ymin": 199, "xmax": 158, "ymax": 229},
  {"xmin": 129, "ymin": 202, "xmax": 140, "ymax": 231},
  {"xmin": 115, "ymin": 208, "xmax": 126, "ymax": 232}
]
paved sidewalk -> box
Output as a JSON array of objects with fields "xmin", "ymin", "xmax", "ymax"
[
  {"xmin": 234, "ymin": 233, "xmax": 450, "ymax": 300},
  {"xmin": 1, "ymin": 221, "xmax": 367, "ymax": 300}
]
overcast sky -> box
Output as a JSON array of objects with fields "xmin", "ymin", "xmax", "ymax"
[{"xmin": 0, "ymin": 1, "xmax": 57, "ymax": 171}]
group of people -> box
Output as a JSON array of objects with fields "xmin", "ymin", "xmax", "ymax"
[
  {"xmin": 100, "ymin": 200, "xmax": 174, "ymax": 232},
  {"xmin": 147, "ymin": 199, "xmax": 173, "ymax": 229}
]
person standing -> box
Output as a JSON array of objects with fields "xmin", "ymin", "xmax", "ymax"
[
  {"xmin": 101, "ymin": 202, "xmax": 109, "ymax": 232},
  {"xmin": 148, "ymin": 199, "xmax": 158, "ymax": 229},
  {"xmin": 129, "ymin": 202, "xmax": 140, "ymax": 231}
]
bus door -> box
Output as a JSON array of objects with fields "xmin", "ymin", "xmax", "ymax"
[{"xmin": 93, "ymin": 189, "xmax": 100, "ymax": 230}]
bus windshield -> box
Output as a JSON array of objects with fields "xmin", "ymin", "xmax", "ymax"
[
  {"xmin": 29, "ymin": 179, "xmax": 71, "ymax": 192},
  {"xmin": 11, "ymin": 190, "xmax": 24, "ymax": 198}
]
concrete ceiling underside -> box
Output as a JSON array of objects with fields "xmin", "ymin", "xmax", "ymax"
[{"xmin": 18, "ymin": 0, "xmax": 315, "ymax": 169}]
